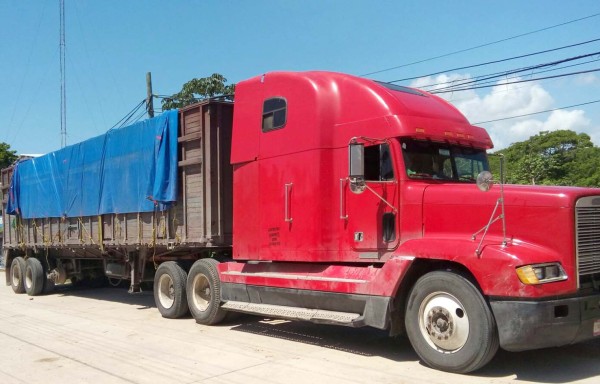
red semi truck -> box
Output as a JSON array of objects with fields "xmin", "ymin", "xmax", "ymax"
[{"xmin": 2, "ymin": 71, "xmax": 600, "ymax": 373}]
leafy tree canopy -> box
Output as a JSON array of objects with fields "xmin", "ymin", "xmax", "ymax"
[
  {"xmin": 161, "ymin": 73, "xmax": 235, "ymax": 111},
  {"xmin": 489, "ymin": 130, "xmax": 600, "ymax": 187},
  {"xmin": 0, "ymin": 142, "xmax": 17, "ymax": 170}
]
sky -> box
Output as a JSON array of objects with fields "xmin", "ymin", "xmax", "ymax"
[{"xmin": 1, "ymin": 0, "xmax": 599, "ymax": 155}]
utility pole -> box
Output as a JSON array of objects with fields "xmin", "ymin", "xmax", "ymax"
[
  {"xmin": 146, "ymin": 72, "xmax": 154, "ymax": 118},
  {"xmin": 59, "ymin": 0, "xmax": 67, "ymax": 147}
]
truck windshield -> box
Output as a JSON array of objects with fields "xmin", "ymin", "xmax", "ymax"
[{"xmin": 401, "ymin": 139, "xmax": 489, "ymax": 182}]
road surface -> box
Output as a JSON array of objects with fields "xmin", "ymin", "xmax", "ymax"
[{"xmin": 0, "ymin": 271, "xmax": 599, "ymax": 384}]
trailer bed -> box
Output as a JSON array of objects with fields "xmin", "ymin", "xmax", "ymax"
[{"xmin": 1, "ymin": 100, "xmax": 234, "ymax": 260}]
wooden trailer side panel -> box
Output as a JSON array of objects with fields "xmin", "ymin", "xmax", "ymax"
[{"xmin": 0, "ymin": 100, "xmax": 234, "ymax": 255}]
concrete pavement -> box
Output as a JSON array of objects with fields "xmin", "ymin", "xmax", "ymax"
[{"xmin": 0, "ymin": 271, "xmax": 599, "ymax": 384}]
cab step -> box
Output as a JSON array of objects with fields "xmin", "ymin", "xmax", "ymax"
[{"xmin": 221, "ymin": 301, "xmax": 362, "ymax": 325}]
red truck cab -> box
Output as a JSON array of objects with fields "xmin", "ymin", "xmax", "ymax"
[{"xmin": 187, "ymin": 71, "xmax": 600, "ymax": 373}]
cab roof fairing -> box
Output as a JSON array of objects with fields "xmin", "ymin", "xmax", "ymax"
[
  {"xmin": 230, "ymin": 71, "xmax": 493, "ymax": 165},
  {"xmin": 375, "ymin": 82, "xmax": 494, "ymax": 150}
]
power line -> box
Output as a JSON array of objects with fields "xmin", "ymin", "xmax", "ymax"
[
  {"xmin": 388, "ymin": 38, "xmax": 600, "ymax": 83},
  {"xmin": 419, "ymin": 52, "xmax": 600, "ymax": 90},
  {"xmin": 109, "ymin": 99, "xmax": 146, "ymax": 130},
  {"xmin": 430, "ymin": 68, "xmax": 600, "ymax": 94},
  {"xmin": 462, "ymin": 58, "xmax": 600, "ymax": 91},
  {"xmin": 131, "ymin": 108, "xmax": 148, "ymax": 125},
  {"xmin": 473, "ymin": 99, "xmax": 600, "ymax": 125},
  {"xmin": 361, "ymin": 12, "xmax": 600, "ymax": 77},
  {"xmin": 118, "ymin": 101, "xmax": 147, "ymax": 128}
]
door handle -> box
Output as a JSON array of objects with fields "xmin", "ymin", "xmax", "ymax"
[
  {"xmin": 340, "ymin": 178, "xmax": 348, "ymax": 220},
  {"xmin": 284, "ymin": 183, "xmax": 293, "ymax": 222}
]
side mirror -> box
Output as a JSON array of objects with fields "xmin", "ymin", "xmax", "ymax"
[
  {"xmin": 349, "ymin": 142, "xmax": 365, "ymax": 194},
  {"xmin": 476, "ymin": 171, "xmax": 494, "ymax": 192}
]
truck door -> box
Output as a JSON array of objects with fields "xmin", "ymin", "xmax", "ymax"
[{"xmin": 345, "ymin": 143, "xmax": 399, "ymax": 256}]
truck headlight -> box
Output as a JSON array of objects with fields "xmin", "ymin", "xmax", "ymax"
[{"xmin": 516, "ymin": 263, "xmax": 567, "ymax": 285}]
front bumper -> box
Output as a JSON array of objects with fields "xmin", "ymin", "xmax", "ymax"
[{"xmin": 490, "ymin": 293, "xmax": 600, "ymax": 351}]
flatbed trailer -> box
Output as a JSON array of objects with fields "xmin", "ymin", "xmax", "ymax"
[{"xmin": 2, "ymin": 100, "xmax": 234, "ymax": 291}]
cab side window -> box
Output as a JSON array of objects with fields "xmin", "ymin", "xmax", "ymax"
[
  {"xmin": 262, "ymin": 97, "xmax": 287, "ymax": 132},
  {"xmin": 364, "ymin": 144, "xmax": 394, "ymax": 181}
]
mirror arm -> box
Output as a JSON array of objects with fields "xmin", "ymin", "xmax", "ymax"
[
  {"xmin": 498, "ymin": 154, "xmax": 507, "ymax": 246},
  {"xmin": 472, "ymin": 154, "xmax": 508, "ymax": 256},
  {"xmin": 364, "ymin": 183, "xmax": 398, "ymax": 213}
]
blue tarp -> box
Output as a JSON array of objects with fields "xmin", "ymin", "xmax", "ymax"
[{"xmin": 7, "ymin": 110, "xmax": 179, "ymax": 219}]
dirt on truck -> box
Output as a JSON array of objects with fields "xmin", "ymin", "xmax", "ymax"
[{"xmin": 2, "ymin": 71, "xmax": 600, "ymax": 373}]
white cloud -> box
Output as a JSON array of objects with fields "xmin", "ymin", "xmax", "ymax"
[
  {"xmin": 497, "ymin": 109, "xmax": 590, "ymax": 146},
  {"xmin": 574, "ymin": 73, "xmax": 599, "ymax": 85},
  {"xmin": 411, "ymin": 74, "xmax": 595, "ymax": 149}
]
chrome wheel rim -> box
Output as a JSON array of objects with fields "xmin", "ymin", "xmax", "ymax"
[
  {"xmin": 157, "ymin": 274, "xmax": 175, "ymax": 309},
  {"xmin": 418, "ymin": 291, "xmax": 469, "ymax": 353},
  {"xmin": 25, "ymin": 266, "xmax": 33, "ymax": 290},
  {"xmin": 192, "ymin": 274, "xmax": 210, "ymax": 312},
  {"xmin": 12, "ymin": 264, "xmax": 22, "ymax": 287}
]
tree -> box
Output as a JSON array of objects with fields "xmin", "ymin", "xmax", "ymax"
[
  {"xmin": 490, "ymin": 130, "xmax": 600, "ymax": 187},
  {"xmin": 0, "ymin": 142, "xmax": 17, "ymax": 170},
  {"xmin": 161, "ymin": 73, "xmax": 235, "ymax": 111},
  {"xmin": 512, "ymin": 152, "xmax": 558, "ymax": 185}
]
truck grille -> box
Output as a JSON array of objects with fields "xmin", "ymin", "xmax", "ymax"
[{"xmin": 575, "ymin": 197, "xmax": 600, "ymax": 279}]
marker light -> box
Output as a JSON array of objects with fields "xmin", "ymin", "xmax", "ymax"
[{"xmin": 516, "ymin": 263, "xmax": 567, "ymax": 285}]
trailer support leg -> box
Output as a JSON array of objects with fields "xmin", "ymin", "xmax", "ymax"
[
  {"xmin": 3, "ymin": 248, "xmax": 11, "ymax": 286},
  {"xmin": 128, "ymin": 249, "xmax": 147, "ymax": 293}
]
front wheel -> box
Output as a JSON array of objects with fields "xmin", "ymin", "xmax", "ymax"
[
  {"xmin": 405, "ymin": 271, "xmax": 499, "ymax": 373},
  {"xmin": 186, "ymin": 258, "xmax": 226, "ymax": 325}
]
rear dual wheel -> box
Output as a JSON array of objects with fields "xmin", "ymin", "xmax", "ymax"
[
  {"xmin": 10, "ymin": 257, "xmax": 27, "ymax": 294},
  {"xmin": 11, "ymin": 257, "xmax": 52, "ymax": 296},
  {"xmin": 187, "ymin": 258, "xmax": 226, "ymax": 325},
  {"xmin": 24, "ymin": 258, "xmax": 45, "ymax": 296},
  {"xmin": 154, "ymin": 261, "xmax": 189, "ymax": 319}
]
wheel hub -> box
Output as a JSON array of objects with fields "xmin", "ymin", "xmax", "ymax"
[
  {"xmin": 418, "ymin": 292, "xmax": 470, "ymax": 353},
  {"xmin": 158, "ymin": 274, "xmax": 175, "ymax": 309},
  {"xmin": 192, "ymin": 274, "xmax": 210, "ymax": 312},
  {"xmin": 12, "ymin": 267, "xmax": 21, "ymax": 285},
  {"xmin": 426, "ymin": 307, "xmax": 453, "ymax": 340}
]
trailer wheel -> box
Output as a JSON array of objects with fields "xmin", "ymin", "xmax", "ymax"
[
  {"xmin": 405, "ymin": 271, "xmax": 499, "ymax": 373},
  {"xmin": 10, "ymin": 257, "xmax": 27, "ymax": 294},
  {"xmin": 187, "ymin": 258, "xmax": 226, "ymax": 325},
  {"xmin": 24, "ymin": 258, "xmax": 45, "ymax": 296},
  {"xmin": 153, "ymin": 262, "xmax": 189, "ymax": 319}
]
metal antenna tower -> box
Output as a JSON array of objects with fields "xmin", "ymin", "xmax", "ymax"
[{"xmin": 59, "ymin": 0, "xmax": 67, "ymax": 147}]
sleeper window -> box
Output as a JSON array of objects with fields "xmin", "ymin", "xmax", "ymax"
[{"xmin": 262, "ymin": 97, "xmax": 287, "ymax": 132}]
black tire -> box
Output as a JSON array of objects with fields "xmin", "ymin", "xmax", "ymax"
[
  {"xmin": 405, "ymin": 271, "xmax": 499, "ymax": 373},
  {"xmin": 24, "ymin": 258, "xmax": 45, "ymax": 296},
  {"xmin": 153, "ymin": 261, "xmax": 189, "ymax": 319},
  {"xmin": 10, "ymin": 257, "xmax": 27, "ymax": 294},
  {"xmin": 43, "ymin": 277, "xmax": 56, "ymax": 294},
  {"xmin": 186, "ymin": 258, "xmax": 226, "ymax": 325},
  {"xmin": 42, "ymin": 261, "xmax": 55, "ymax": 294}
]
